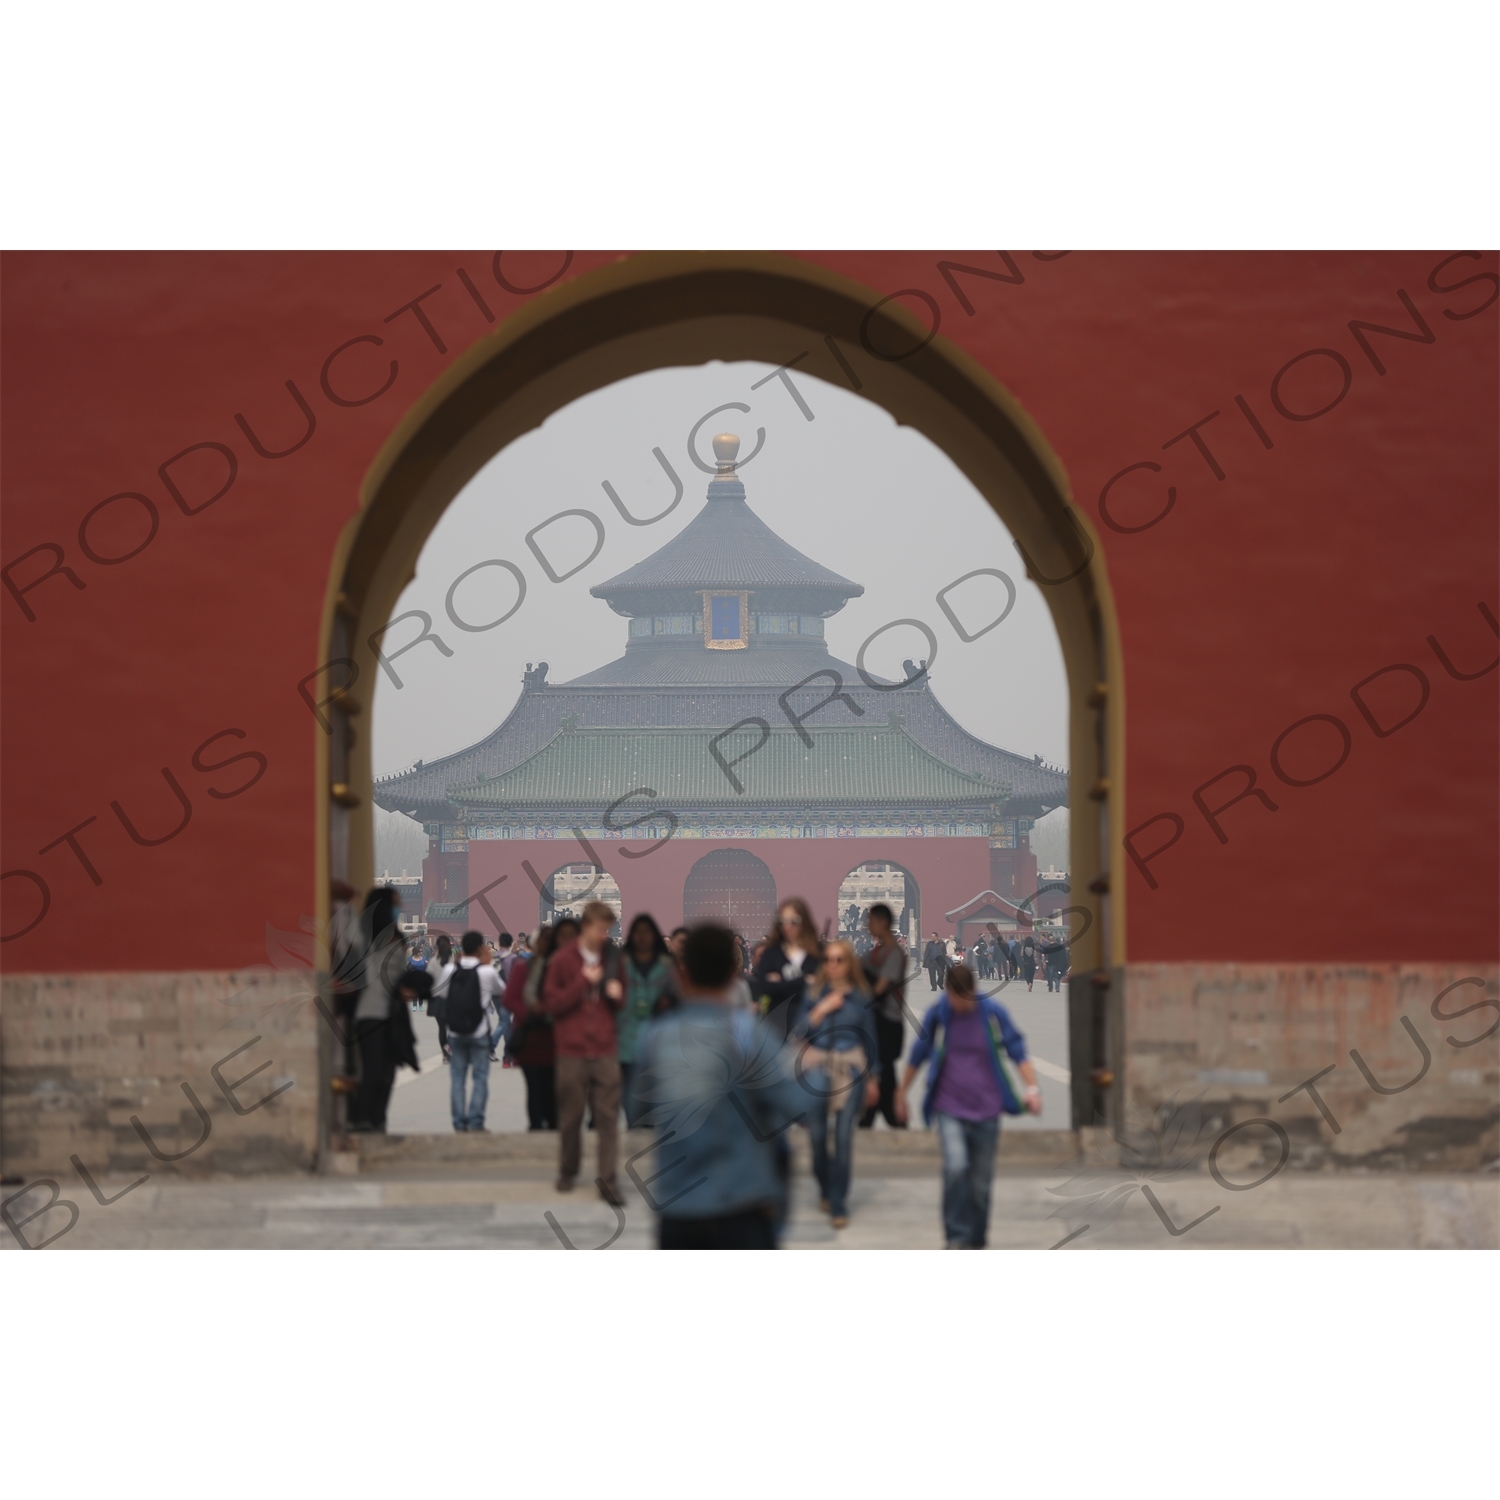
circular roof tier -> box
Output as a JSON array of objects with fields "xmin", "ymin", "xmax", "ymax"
[{"xmin": 589, "ymin": 436, "xmax": 863, "ymax": 617}]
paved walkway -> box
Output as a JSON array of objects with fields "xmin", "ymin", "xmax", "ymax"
[
  {"xmin": 10, "ymin": 987, "xmax": 1491, "ymax": 1251},
  {"xmin": 7, "ymin": 1149, "xmax": 1493, "ymax": 1250}
]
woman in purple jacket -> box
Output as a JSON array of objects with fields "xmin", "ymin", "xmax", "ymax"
[{"xmin": 896, "ymin": 965, "xmax": 1042, "ymax": 1248}]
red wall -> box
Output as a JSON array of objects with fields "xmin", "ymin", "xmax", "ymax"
[
  {"xmin": 465, "ymin": 836, "xmax": 993, "ymax": 945},
  {"xmin": 3, "ymin": 251, "xmax": 1495, "ymax": 971}
]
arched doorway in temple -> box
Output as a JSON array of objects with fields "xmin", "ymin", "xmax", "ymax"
[
  {"xmin": 537, "ymin": 862, "xmax": 622, "ymax": 933},
  {"xmin": 335, "ymin": 253, "xmax": 1124, "ymax": 1149},
  {"xmin": 683, "ymin": 849, "xmax": 777, "ymax": 941},
  {"xmin": 836, "ymin": 860, "xmax": 920, "ymax": 948}
]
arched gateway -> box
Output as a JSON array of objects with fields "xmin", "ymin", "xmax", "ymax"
[
  {"xmin": 374, "ymin": 434, "xmax": 1067, "ymax": 950},
  {"xmin": 684, "ymin": 849, "xmax": 777, "ymax": 938}
]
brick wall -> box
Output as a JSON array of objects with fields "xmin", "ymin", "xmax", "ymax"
[
  {"xmin": 1123, "ymin": 964, "xmax": 1500, "ymax": 1170},
  {"xmin": 6, "ymin": 962, "xmax": 1494, "ymax": 1180},
  {"xmin": 2, "ymin": 972, "xmax": 321, "ymax": 1179}
]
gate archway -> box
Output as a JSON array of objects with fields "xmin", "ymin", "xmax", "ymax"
[
  {"xmin": 322, "ymin": 252, "xmax": 1125, "ymax": 1133},
  {"xmin": 836, "ymin": 860, "xmax": 921, "ymax": 948},
  {"xmin": 537, "ymin": 862, "xmax": 622, "ymax": 931},
  {"xmin": 683, "ymin": 848, "xmax": 777, "ymax": 941}
]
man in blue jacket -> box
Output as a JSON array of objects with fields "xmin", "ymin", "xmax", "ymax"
[
  {"xmin": 630, "ymin": 923, "xmax": 807, "ymax": 1248},
  {"xmin": 895, "ymin": 964, "xmax": 1042, "ymax": 1248}
]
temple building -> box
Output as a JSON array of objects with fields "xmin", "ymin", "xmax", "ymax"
[{"xmin": 373, "ymin": 434, "xmax": 1068, "ymax": 944}]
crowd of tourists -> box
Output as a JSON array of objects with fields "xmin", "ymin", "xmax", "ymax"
[
  {"xmin": 922, "ymin": 930, "xmax": 1070, "ymax": 992},
  {"xmin": 326, "ymin": 880, "xmax": 1043, "ymax": 1249}
]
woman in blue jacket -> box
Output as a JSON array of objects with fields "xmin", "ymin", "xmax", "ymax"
[{"xmin": 793, "ymin": 939, "xmax": 880, "ymax": 1229}]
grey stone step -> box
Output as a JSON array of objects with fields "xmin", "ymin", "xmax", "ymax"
[{"xmin": 336, "ymin": 1126, "xmax": 1085, "ymax": 1175}]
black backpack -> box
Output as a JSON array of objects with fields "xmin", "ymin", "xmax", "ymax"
[{"xmin": 445, "ymin": 964, "xmax": 484, "ymax": 1035}]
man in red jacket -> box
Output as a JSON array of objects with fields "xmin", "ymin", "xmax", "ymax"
[{"xmin": 540, "ymin": 900, "xmax": 626, "ymax": 1205}]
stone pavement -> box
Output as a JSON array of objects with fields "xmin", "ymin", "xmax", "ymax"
[{"xmin": 6, "ymin": 1125, "xmax": 1494, "ymax": 1249}]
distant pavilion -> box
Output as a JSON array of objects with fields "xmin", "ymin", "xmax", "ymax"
[{"xmin": 374, "ymin": 435, "xmax": 1067, "ymax": 943}]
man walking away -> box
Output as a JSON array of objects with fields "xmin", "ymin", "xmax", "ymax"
[
  {"xmin": 630, "ymin": 924, "xmax": 807, "ymax": 1249},
  {"xmin": 1042, "ymin": 935, "xmax": 1069, "ymax": 993},
  {"xmin": 496, "ymin": 931, "xmax": 518, "ymax": 984},
  {"xmin": 895, "ymin": 964, "xmax": 1041, "ymax": 1249},
  {"xmin": 860, "ymin": 903, "xmax": 908, "ymax": 1129},
  {"xmin": 1044, "ymin": 930, "xmax": 1068, "ymax": 990},
  {"xmin": 541, "ymin": 901, "xmax": 626, "ymax": 1205},
  {"xmin": 923, "ymin": 932, "xmax": 944, "ymax": 991},
  {"xmin": 1019, "ymin": 932, "xmax": 1038, "ymax": 991},
  {"xmin": 433, "ymin": 931, "xmax": 507, "ymax": 1132}
]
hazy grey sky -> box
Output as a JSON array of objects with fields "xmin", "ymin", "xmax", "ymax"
[{"xmin": 372, "ymin": 363, "xmax": 1069, "ymax": 779}]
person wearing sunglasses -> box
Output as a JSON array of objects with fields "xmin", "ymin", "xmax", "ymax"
[
  {"xmin": 752, "ymin": 897, "xmax": 822, "ymax": 1042},
  {"xmin": 793, "ymin": 939, "xmax": 880, "ymax": 1230}
]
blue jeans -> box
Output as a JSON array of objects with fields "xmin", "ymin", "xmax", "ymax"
[
  {"xmin": 620, "ymin": 1061, "xmax": 641, "ymax": 1128},
  {"xmin": 936, "ymin": 1112, "xmax": 1000, "ymax": 1247},
  {"xmin": 805, "ymin": 1070, "xmax": 864, "ymax": 1217},
  {"xmin": 449, "ymin": 1034, "xmax": 492, "ymax": 1130}
]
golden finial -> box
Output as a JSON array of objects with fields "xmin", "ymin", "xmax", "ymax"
[{"xmin": 712, "ymin": 432, "xmax": 741, "ymax": 477}]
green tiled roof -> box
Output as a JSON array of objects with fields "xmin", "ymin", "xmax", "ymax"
[{"xmin": 448, "ymin": 721, "xmax": 1010, "ymax": 810}]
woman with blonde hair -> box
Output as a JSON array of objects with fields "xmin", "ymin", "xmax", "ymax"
[
  {"xmin": 753, "ymin": 896, "xmax": 822, "ymax": 1041},
  {"xmin": 793, "ymin": 938, "xmax": 880, "ymax": 1229}
]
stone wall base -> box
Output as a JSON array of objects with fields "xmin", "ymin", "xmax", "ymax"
[
  {"xmin": 3, "ymin": 964, "xmax": 1496, "ymax": 1182},
  {"xmin": 2, "ymin": 971, "xmax": 322, "ymax": 1180},
  {"xmin": 1122, "ymin": 963, "xmax": 1500, "ymax": 1172}
]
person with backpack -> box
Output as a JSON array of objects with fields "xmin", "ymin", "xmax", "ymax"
[
  {"xmin": 976, "ymin": 937, "xmax": 994, "ymax": 980},
  {"xmin": 895, "ymin": 964, "xmax": 1041, "ymax": 1248},
  {"xmin": 540, "ymin": 901, "xmax": 626, "ymax": 1204},
  {"xmin": 1019, "ymin": 932, "xmax": 1038, "ymax": 990},
  {"xmin": 432, "ymin": 930, "xmax": 508, "ymax": 1132}
]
